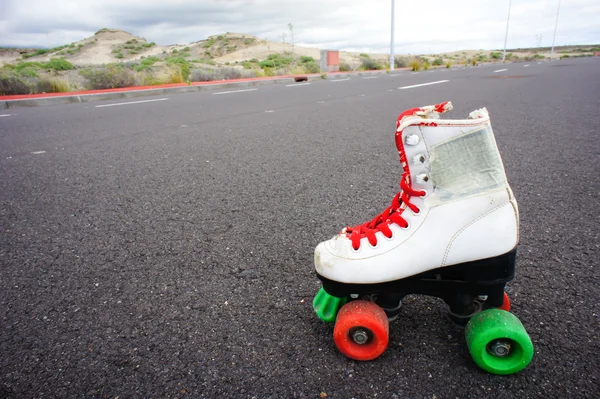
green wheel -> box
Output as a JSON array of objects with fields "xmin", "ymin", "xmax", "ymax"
[
  {"xmin": 313, "ymin": 287, "xmax": 348, "ymax": 323},
  {"xmin": 465, "ymin": 309, "xmax": 534, "ymax": 375}
]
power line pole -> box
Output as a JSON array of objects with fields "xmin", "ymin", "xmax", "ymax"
[
  {"xmin": 502, "ymin": 0, "xmax": 512, "ymax": 62},
  {"xmin": 551, "ymin": 0, "xmax": 561, "ymax": 56},
  {"xmin": 390, "ymin": 0, "xmax": 395, "ymax": 71}
]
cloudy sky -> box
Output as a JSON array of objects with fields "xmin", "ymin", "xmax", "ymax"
[{"xmin": 1, "ymin": 0, "xmax": 599, "ymax": 53}]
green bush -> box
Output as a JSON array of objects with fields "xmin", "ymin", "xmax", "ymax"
[
  {"xmin": 302, "ymin": 62, "xmax": 320, "ymax": 73},
  {"xmin": 115, "ymin": 53, "xmax": 124, "ymax": 59},
  {"xmin": 339, "ymin": 62, "xmax": 351, "ymax": 72},
  {"xmin": 15, "ymin": 62, "xmax": 45, "ymax": 71},
  {"xmin": 490, "ymin": 52, "xmax": 502, "ymax": 59},
  {"xmin": 143, "ymin": 42, "xmax": 156, "ymax": 48},
  {"xmin": 190, "ymin": 68, "xmax": 252, "ymax": 82},
  {"xmin": 134, "ymin": 57, "xmax": 158, "ymax": 72},
  {"xmin": 44, "ymin": 58, "xmax": 75, "ymax": 71},
  {"xmin": 79, "ymin": 65, "xmax": 138, "ymax": 89},
  {"xmin": 0, "ymin": 71, "xmax": 32, "ymax": 95},
  {"xmin": 360, "ymin": 57, "xmax": 382, "ymax": 70},
  {"xmin": 36, "ymin": 78, "xmax": 70, "ymax": 93},
  {"xmin": 203, "ymin": 39, "xmax": 216, "ymax": 48},
  {"xmin": 18, "ymin": 68, "xmax": 40, "ymax": 78},
  {"xmin": 432, "ymin": 57, "xmax": 444, "ymax": 66},
  {"xmin": 259, "ymin": 60, "xmax": 275, "ymax": 68},
  {"xmin": 359, "ymin": 53, "xmax": 370, "ymax": 58},
  {"xmin": 22, "ymin": 49, "xmax": 50, "ymax": 59},
  {"xmin": 166, "ymin": 57, "xmax": 191, "ymax": 80},
  {"xmin": 394, "ymin": 56, "xmax": 410, "ymax": 68},
  {"xmin": 300, "ymin": 56, "xmax": 315, "ymax": 63},
  {"xmin": 258, "ymin": 54, "xmax": 293, "ymax": 70},
  {"xmin": 409, "ymin": 57, "xmax": 422, "ymax": 71}
]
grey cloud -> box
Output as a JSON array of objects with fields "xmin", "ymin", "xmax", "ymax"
[{"xmin": 1, "ymin": 0, "xmax": 598, "ymax": 52}]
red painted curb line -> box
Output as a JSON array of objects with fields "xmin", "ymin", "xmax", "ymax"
[{"xmin": 0, "ymin": 68, "xmax": 409, "ymax": 101}]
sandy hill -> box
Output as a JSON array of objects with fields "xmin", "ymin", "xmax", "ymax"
[
  {"xmin": 0, "ymin": 29, "xmax": 391, "ymax": 68},
  {"xmin": 2, "ymin": 29, "xmax": 597, "ymax": 69}
]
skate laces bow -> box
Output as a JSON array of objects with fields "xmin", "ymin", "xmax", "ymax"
[{"xmin": 344, "ymin": 101, "xmax": 453, "ymax": 251}]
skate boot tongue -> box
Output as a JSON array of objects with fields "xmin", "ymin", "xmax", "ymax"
[{"xmin": 345, "ymin": 102, "xmax": 453, "ymax": 252}]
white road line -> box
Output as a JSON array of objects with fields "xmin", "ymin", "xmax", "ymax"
[
  {"xmin": 286, "ymin": 82, "xmax": 311, "ymax": 87},
  {"xmin": 494, "ymin": 69, "xmax": 508, "ymax": 73},
  {"xmin": 362, "ymin": 76, "xmax": 378, "ymax": 79},
  {"xmin": 95, "ymin": 98, "xmax": 169, "ymax": 108},
  {"xmin": 213, "ymin": 88, "xmax": 258, "ymax": 95},
  {"xmin": 0, "ymin": 114, "xmax": 12, "ymax": 117},
  {"xmin": 523, "ymin": 64, "xmax": 530, "ymax": 67},
  {"xmin": 399, "ymin": 80, "xmax": 449, "ymax": 90},
  {"xmin": 31, "ymin": 151, "xmax": 46, "ymax": 154},
  {"xmin": 390, "ymin": 74, "xmax": 403, "ymax": 76},
  {"xmin": 331, "ymin": 78, "xmax": 350, "ymax": 82}
]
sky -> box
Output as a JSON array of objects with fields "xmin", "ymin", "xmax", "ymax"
[{"xmin": 1, "ymin": 0, "xmax": 599, "ymax": 54}]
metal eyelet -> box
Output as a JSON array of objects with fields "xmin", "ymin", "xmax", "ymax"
[
  {"xmin": 412, "ymin": 154, "xmax": 426, "ymax": 164},
  {"xmin": 405, "ymin": 134, "xmax": 420, "ymax": 146},
  {"xmin": 400, "ymin": 222, "xmax": 411, "ymax": 231},
  {"xmin": 416, "ymin": 174, "xmax": 429, "ymax": 184}
]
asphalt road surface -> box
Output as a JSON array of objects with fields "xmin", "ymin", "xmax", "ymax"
[{"xmin": 1, "ymin": 58, "xmax": 599, "ymax": 399}]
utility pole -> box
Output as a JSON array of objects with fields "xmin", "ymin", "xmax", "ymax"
[
  {"xmin": 551, "ymin": 0, "xmax": 561, "ymax": 56},
  {"xmin": 502, "ymin": 0, "xmax": 512, "ymax": 62},
  {"xmin": 390, "ymin": 0, "xmax": 395, "ymax": 71}
]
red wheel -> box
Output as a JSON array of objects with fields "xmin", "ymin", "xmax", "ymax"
[
  {"xmin": 333, "ymin": 300, "xmax": 389, "ymax": 361},
  {"xmin": 498, "ymin": 292, "xmax": 511, "ymax": 312}
]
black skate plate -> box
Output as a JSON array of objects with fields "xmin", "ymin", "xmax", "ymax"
[{"xmin": 316, "ymin": 248, "xmax": 517, "ymax": 301}]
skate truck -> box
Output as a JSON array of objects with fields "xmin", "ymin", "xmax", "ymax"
[{"xmin": 313, "ymin": 102, "xmax": 533, "ymax": 375}]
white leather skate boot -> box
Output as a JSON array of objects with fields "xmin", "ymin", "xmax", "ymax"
[{"xmin": 315, "ymin": 101, "xmax": 519, "ymax": 285}]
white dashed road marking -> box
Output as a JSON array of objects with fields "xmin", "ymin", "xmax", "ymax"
[
  {"xmin": 524, "ymin": 65, "xmax": 530, "ymax": 67},
  {"xmin": 399, "ymin": 80, "xmax": 449, "ymax": 90},
  {"xmin": 213, "ymin": 89, "xmax": 258, "ymax": 95},
  {"xmin": 494, "ymin": 69, "xmax": 508, "ymax": 73},
  {"xmin": 286, "ymin": 82, "xmax": 311, "ymax": 87},
  {"xmin": 331, "ymin": 78, "xmax": 350, "ymax": 82},
  {"xmin": 0, "ymin": 114, "xmax": 12, "ymax": 117},
  {"xmin": 31, "ymin": 151, "xmax": 46, "ymax": 154},
  {"xmin": 95, "ymin": 98, "xmax": 169, "ymax": 108},
  {"xmin": 362, "ymin": 76, "xmax": 378, "ymax": 79}
]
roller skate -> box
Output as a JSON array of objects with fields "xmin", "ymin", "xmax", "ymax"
[{"xmin": 312, "ymin": 102, "xmax": 533, "ymax": 374}]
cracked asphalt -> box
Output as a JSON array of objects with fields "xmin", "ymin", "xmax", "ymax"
[{"xmin": 1, "ymin": 58, "xmax": 599, "ymax": 398}]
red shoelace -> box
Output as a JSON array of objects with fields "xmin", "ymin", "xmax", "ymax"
[{"xmin": 345, "ymin": 172, "xmax": 425, "ymax": 250}]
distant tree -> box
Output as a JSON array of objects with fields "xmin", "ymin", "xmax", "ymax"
[
  {"xmin": 278, "ymin": 32, "xmax": 287, "ymax": 46},
  {"xmin": 288, "ymin": 23, "xmax": 295, "ymax": 56}
]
